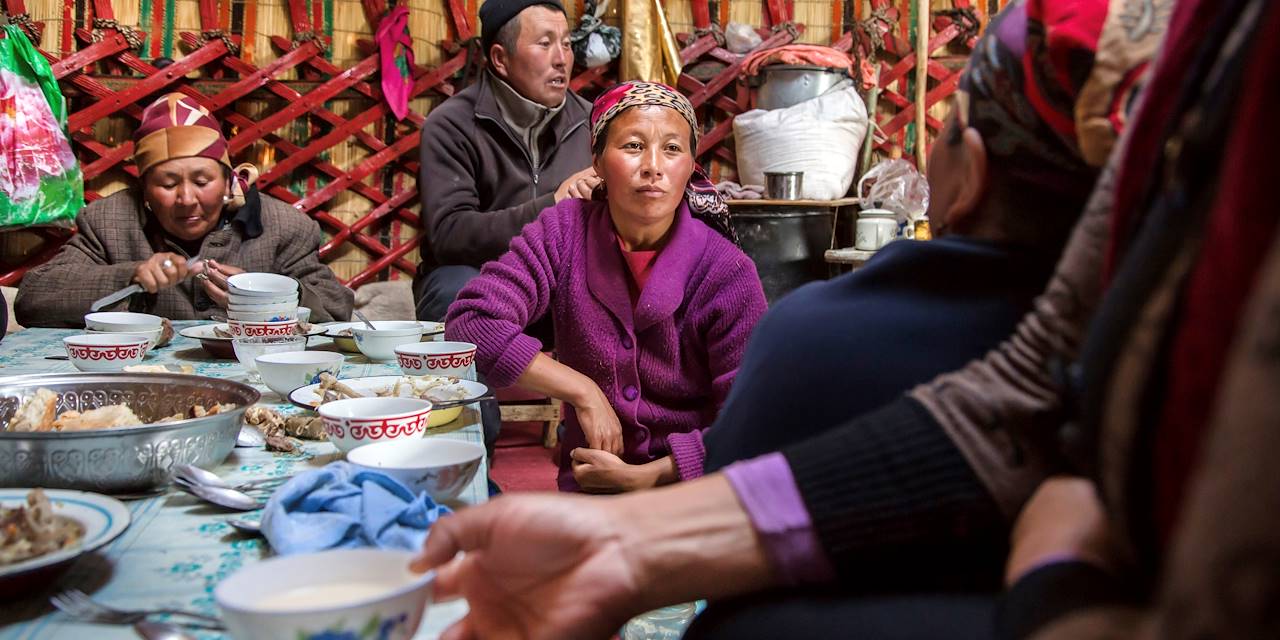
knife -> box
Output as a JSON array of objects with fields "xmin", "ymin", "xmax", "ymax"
[
  {"xmin": 89, "ymin": 283, "xmax": 145, "ymax": 312},
  {"xmin": 89, "ymin": 255, "xmax": 204, "ymax": 312}
]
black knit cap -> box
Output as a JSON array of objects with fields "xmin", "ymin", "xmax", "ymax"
[{"xmin": 479, "ymin": 0, "xmax": 566, "ymax": 58}]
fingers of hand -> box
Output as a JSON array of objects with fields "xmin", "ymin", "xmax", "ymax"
[
  {"xmin": 202, "ymin": 278, "xmax": 228, "ymax": 307},
  {"xmin": 570, "ymin": 447, "xmax": 601, "ymax": 464},
  {"xmin": 135, "ymin": 268, "xmax": 159, "ymax": 293},
  {"xmin": 206, "ymin": 264, "xmax": 230, "ymax": 290},
  {"xmin": 429, "ymin": 555, "xmax": 466, "ymax": 602},
  {"xmin": 440, "ymin": 617, "xmax": 477, "ymax": 640},
  {"xmin": 607, "ymin": 427, "xmax": 624, "ymax": 455},
  {"xmin": 411, "ymin": 509, "xmax": 496, "ymax": 574},
  {"xmin": 146, "ymin": 254, "xmax": 190, "ymax": 287}
]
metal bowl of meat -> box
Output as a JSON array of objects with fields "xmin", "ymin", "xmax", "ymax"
[{"xmin": 0, "ymin": 373, "xmax": 260, "ymax": 493}]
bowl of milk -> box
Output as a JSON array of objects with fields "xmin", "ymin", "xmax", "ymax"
[{"xmin": 215, "ymin": 548, "xmax": 434, "ymax": 640}]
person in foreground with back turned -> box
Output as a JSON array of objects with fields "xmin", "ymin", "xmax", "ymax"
[{"xmin": 404, "ymin": 0, "xmax": 1280, "ymax": 638}]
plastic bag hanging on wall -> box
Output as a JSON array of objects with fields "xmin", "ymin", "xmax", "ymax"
[
  {"xmin": 0, "ymin": 24, "xmax": 82, "ymax": 230},
  {"xmin": 571, "ymin": 0, "xmax": 621, "ymax": 68},
  {"xmin": 376, "ymin": 5, "xmax": 414, "ymax": 121}
]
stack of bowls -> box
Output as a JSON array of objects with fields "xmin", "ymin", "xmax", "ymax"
[
  {"xmin": 83, "ymin": 312, "xmax": 164, "ymax": 351},
  {"xmin": 226, "ymin": 273, "xmax": 300, "ymax": 338}
]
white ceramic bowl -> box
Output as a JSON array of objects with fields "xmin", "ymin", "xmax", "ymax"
[
  {"xmin": 394, "ymin": 341, "xmax": 477, "ymax": 379},
  {"xmin": 63, "ymin": 333, "xmax": 150, "ymax": 371},
  {"xmin": 352, "ymin": 322, "xmax": 425, "ymax": 362},
  {"xmin": 227, "ymin": 300, "xmax": 299, "ymax": 314},
  {"xmin": 215, "ymin": 548, "xmax": 433, "ymax": 640},
  {"xmin": 226, "ymin": 308, "xmax": 299, "ymax": 323},
  {"xmin": 227, "ymin": 319, "xmax": 299, "ymax": 339},
  {"xmin": 226, "ymin": 272, "xmax": 299, "ymax": 296},
  {"xmin": 348, "ymin": 438, "xmax": 485, "ymax": 501},
  {"xmin": 319, "ymin": 397, "xmax": 433, "ymax": 453},
  {"xmin": 84, "ymin": 327, "xmax": 163, "ymax": 351},
  {"xmin": 228, "ymin": 292, "xmax": 298, "ymax": 306},
  {"xmin": 83, "ymin": 311, "xmax": 163, "ymax": 333},
  {"xmin": 256, "ymin": 351, "xmax": 344, "ymax": 397}
]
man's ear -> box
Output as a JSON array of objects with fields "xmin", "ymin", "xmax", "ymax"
[
  {"xmin": 489, "ymin": 45, "xmax": 509, "ymax": 79},
  {"xmin": 943, "ymin": 126, "xmax": 989, "ymax": 230}
]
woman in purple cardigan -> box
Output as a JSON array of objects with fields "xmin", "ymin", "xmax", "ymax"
[{"xmin": 446, "ymin": 81, "xmax": 767, "ymax": 492}]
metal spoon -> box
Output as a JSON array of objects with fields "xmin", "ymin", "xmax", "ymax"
[
  {"xmin": 173, "ymin": 464, "xmax": 278, "ymax": 492},
  {"xmin": 352, "ymin": 308, "xmax": 378, "ymax": 331},
  {"xmin": 225, "ymin": 518, "xmax": 262, "ymax": 534},
  {"xmin": 173, "ymin": 464, "xmax": 229, "ymax": 488},
  {"xmin": 173, "ymin": 478, "xmax": 261, "ymax": 511},
  {"xmin": 134, "ymin": 621, "xmax": 199, "ymax": 640}
]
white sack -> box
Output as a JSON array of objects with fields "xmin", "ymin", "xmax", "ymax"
[{"xmin": 733, "ymin": 86, "xmax": 868, "ymax": 200}]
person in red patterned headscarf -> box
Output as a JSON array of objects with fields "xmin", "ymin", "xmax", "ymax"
[
  {"xmin": 16, "ymin": 93, "xmax": 352, "ymax": 326},
  {"xmin": 446, "ymin": 81, "xmax": 768, "ymax": 493}
]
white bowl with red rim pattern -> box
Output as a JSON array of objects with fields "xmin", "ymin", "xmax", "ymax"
[
  {"xmin": 394, "ymin": 341, "xmax": 477, "ymax": 379},
  {"xmin": 318, "ymin": 397, "xmax": 434, "ymax": 454},
  {"xmin": 227, "ymin": 318, "xmax": 299, "ymax": 339},
  {"xmin": 63, "ymin": 333, "xmax": 150, "ymax": 371}
]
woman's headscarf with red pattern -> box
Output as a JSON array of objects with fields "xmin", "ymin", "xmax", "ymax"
[{"xmin": 589, "ymin": 81, "xmax": 738, "ymax": 245}]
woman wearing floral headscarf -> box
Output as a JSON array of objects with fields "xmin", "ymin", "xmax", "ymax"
[
  {"xmin": 446, "ymin": 81, "xmax": 767, "ymax": 492},
  {"xmin": 16, "ymin": 93, "xmax": 353, "ymax": 326}
]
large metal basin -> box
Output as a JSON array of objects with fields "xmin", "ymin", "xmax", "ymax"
[
  {"xmin": 756, "ymin": 65, "xmax": 852, "ymax": 110},
  {"xmin": 0, "ymin": 373, "xmax": 260, "ymax": 493}
]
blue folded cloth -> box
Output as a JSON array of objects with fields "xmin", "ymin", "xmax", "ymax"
[{"xmin": 260, "ymin": 461, "xmax": 451, "ymax": 556}]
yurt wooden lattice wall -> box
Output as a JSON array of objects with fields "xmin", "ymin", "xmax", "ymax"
[{"xmin": 0, "ymin": 0, "xmax": 1009, "ymax": 288}]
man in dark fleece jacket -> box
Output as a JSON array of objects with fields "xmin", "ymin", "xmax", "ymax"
[{"xmin": 413, "ymin": 0, "xmax": 599, "ymax": 322}]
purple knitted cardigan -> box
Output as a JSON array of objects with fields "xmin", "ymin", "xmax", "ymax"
[{"xmin": 445, "ymin": 198, "xmax": 767, "ymax": 491}]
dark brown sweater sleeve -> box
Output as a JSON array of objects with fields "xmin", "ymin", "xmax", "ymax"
[
  {"xmin": 781, "ymin": 397, "xmax": 1008, "ymax": 589},
  {"xmin": 15, "ymin": 209, "xmax": 140, "ymax": 328},
  {"xmin": 418, "ymin": 114, "xmax": 553, "ymax": 267}
]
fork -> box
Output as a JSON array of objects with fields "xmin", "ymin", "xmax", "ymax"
[{"xmin": 49, "ymin": 589, "xmax": 224, "ymax": 629}]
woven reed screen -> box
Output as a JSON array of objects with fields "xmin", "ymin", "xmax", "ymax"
[{"xmin": 0, "ymin": 0, "xmax": 1003, "ymax": 287}]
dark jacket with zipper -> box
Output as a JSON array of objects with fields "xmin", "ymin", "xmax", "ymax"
[{"xmin": 415, "ymin": 71, "xmax": 591, "ymax": 281}]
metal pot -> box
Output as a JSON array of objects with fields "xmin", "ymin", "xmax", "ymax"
[
  {"xmin": 756, "ymin": 65, "xmax": 852, "ymax": 111},
  {"xmin": 0, "ymin": 373, "xmax": 260, "ymax": 493},
  {"xmin": 730, "ymin": 204, "xmax": 835, "ymax": 304}
]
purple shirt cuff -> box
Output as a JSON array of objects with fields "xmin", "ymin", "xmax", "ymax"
[
  {"xmin": 487, "ymin": 332, "xmax": 543, "ymax": 389},
  {"xmin": 666, "ymin": 430, "xmax": 706, "ymax": 481},
  {"xmin": 724, "ymin": 453, "xmax": 835, "ymax": 585}
]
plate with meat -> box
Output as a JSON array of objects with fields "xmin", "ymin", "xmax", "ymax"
[
  {"xmin": 0, "ymin": 488, "xmax": 130, "ymax": 597},
  {"xmin": 323, "ymin": 321, "xmax": 444, "ymax": 354},
  {"xmin": 287, "ymin": 374, "xmax": 488, "ymax": 428},
  {"xmin": 180, "ymin": 322, "xmax": 326, "ymax": 358}
]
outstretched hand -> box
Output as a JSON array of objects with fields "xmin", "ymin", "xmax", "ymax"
[
  {"xmin": 410, "ymin": 493, "xmax": 644, "ymax": 640},
  {"xmin": 410, "ymin": 476, "xmax": 777, "ymax": 640}
]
